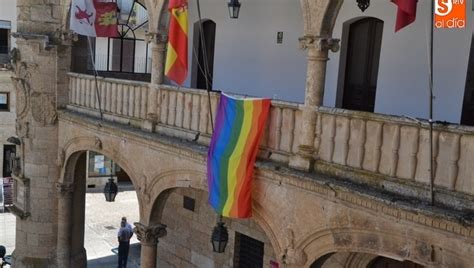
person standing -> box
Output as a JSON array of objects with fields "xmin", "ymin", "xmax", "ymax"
[{"xmin": 117, "ymin": 217, "xmax": 133, "ymax": 268}]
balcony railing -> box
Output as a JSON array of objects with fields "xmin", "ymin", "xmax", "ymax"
[{"xmin": 67, "ymin": 72, "xmax": 474, "ymax": 199}]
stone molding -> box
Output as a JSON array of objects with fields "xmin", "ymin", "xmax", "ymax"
[
  {"xmin": 298, "ymin": 35, "xmax": 340, "ymax": 53},
  {"xmin": 133, "ymin": 222, "xmax": 167, "ymax": 246},
  {"xmin": 256, "ymin": 167, "xmax": 474, "ymax": 239},
  {"xmin": 59, "ymin": 111, "xmax": 474, "ymax": 239},
  {"xmin": 145, "ymin": 32, "xmax": 167, "ymax": 44},
  {"xmin": 281, "ymin": 228, "xmax": 307, "ymax": 265},
  {"xmin": 56, "ymin": 183, "xmax": 74, "ymax": 198}
]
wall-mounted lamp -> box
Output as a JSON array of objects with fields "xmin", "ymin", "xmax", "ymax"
[
  {"xmin": 211, "ymin": 217, "xmax": 228, "ymax": 253},
  {"xmin": 357, "ymin": 0, "xmax": 370, "ymax": 12},
  {"xmin": 228, "ymin": 0, "xmax": 241, "ymax": 19}
]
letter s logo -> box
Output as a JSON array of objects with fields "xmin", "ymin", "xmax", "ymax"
[{"xmin": 435, "ymin": 0, "xmax": 453, "ymax": 16}]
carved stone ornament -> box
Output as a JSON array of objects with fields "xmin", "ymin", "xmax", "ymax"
[
  {"xmin": 133, "ymin": 222, "xmax": 167, "ymax": 246},
  {"xmin": 31, "ymin": 92, "xmax": 58, "ymax": 125},
  {"xmin": 145, "ymin": 32, "xmax": 168, "ymax": 44},
  {"xmin": 95, "ymin": 137, "xmax": 103, "ymax": 150},
  {"xmin": 56, "ymin": 182, "xmax": 74, "ymax": 195},
  {"xmin": 280, "ymin": 228, "xmax": 307, "ymax": 265},
  {"xmin": 15, "ymin": 120, "xmax": 29, "ymax": 139},
  {"xmin": 298, "ymin": 35, "xmax": 340, "ymax": 53}
]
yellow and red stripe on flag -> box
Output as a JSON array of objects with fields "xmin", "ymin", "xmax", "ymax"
[{"xmin": 165, "ymin": 0, "xmax": 188, "ymax": 85}]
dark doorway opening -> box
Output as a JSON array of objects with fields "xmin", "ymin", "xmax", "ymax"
[
  {"xmin": 233, "ymin": 232, "xmax": 264, "ymax": 268},
  {"xmin": 461, "ymin": 35, "xmax": 474, "ymax": 126},
  {"xmin": 0, "ymin": 28, "xmax": 8, "ymax": 54},
  {"xmin": 191, "ymin": 19, "xmax": 216, "ymax": 90},
  {"xmin": 3, "ymin": 145, "xmax": 15, "ymax": 177},
  {"xmin": 339, "ymin": 17, "xmax": 383, "ymax": 112},
  {"xmin": 369, "ymin": 257, "xmax": 424, "ymax": 268}
]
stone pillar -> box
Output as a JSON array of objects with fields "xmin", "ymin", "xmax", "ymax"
[
  {"xmin": 289, "ymin": 35, "xmax": 339, "ymax": 171},
  {"xmin": 142, "ymin": 32, "xmax": 167, "ymax": 132},
  {"xmin": 56, "ymin": 183, "xmax": 74, "ymax": 268},
  {"xmin": 134, "ymin": 222, "xmax": 167, "ymax": 268},
  {"xmin": 10, "ymin": 1, "xmax": 72, "ymax": 266}
]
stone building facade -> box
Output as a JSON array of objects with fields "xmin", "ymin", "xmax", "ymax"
[
  {"xmin": 7, "ymin": 0, "xmax": 474, "ymax": 268},
  {"xmin": 0, "ymin": 69, "xmax": 16, "ymax": 179}
]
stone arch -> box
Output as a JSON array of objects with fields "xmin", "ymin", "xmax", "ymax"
[
  {"xmin": 144, "ymin": 169, "xmax": 285, "ymax": 258},
  {"xmin": 299, "ymin": 227, "xmax": 467, "ymax": 267},
  {"xmin": 299, "ymin": 0, "xmax": 344, "ymax": 36},
  {"xmin": 59, "ymin": 135, "xmax": 145, "ymax": 217},
  {"xmin": 145, "ymin": 0, "xmax": 344, "ymax": 39},
  {"xmin": 57, "ymin": 137, "xmax": 145, "ymax": 267}
]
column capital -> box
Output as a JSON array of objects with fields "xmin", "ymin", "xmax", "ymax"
[
  {"xmin": 298, "ymin": 35, "xmax": 340, "ymax": 53},
  {"xmin": 133, "ymin": 222, "xmax": 167, "ymax": 246},
  {"xmin": 145, "ymin": 32, "xmax": 168, "ymax": 45},
  {"xmin": 56, "ymin": 182, "xmax": 74, "ymax": 196}
]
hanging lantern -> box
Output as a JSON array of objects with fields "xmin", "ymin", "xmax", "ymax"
[
  {"xmin": 103, "ymin": 178, "xmax": 118, "ymax": 202},
  {"xmin": 228, "ymin": 0, "xmax": 241, "ymax": 19},
  {"xmin": 357, "ymin": 0, "xmax": 370, "ymax": 12},
  {"xmin": 211, "ymin": 220, "xmax": 228, "ymax": 253}
]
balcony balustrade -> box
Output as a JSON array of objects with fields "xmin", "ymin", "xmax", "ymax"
[{"xmin": 67, "ymin": 72, "xmax": 474, "ymax": 200}]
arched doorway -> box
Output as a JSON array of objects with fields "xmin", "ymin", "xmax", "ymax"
[
  {"xmin": 337, "ymin": 17, "xmax": 384, "ymax": 112},
  {"xmin": 60, "ymin": 150, "xmax": 141, "ymax": 267},
  {"xmin": 191, "ymin": 19, "xmax": 216, "ymax": 90}
]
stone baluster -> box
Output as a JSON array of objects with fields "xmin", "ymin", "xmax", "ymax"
[
  {"xmin": 134, "ymin": 222, "xmax": 167, "ymax": 268},
  {"xmin": 289, "ymin": 35, "xmax": 340, "ymax": 171},
  {"xmin": 143, "ymin": 32, "xmax": 167, "ymax": 132},
  {"xmin": 56, "ymin": 183, "xmax": 74, "ymax": 268}
]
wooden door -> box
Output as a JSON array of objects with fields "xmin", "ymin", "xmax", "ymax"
[
  {"xmin": 191, "ymin": 19, "xmax": 216, "ymax": 90},
  {"xmin": 342, "ymin": 18, "xmax": 383, "ymax": 112}
]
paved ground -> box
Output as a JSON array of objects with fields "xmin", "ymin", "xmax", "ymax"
[{"xmin": 0, "ymin": 183, "xmax": 142, "ymax": 267}]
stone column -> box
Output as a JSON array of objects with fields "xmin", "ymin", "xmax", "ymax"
[
  {"xmin": 289, "ymin": 35, "xmax": 339, "ymax": 171},
  {"xmin": 56, "ymin": 183, "xmax": 74, "ymax": 268},
  {"xmin": 142, "ymin": 32, "xmax": 167, "ymax": 132},
  {"xmin": 134, "ymin": 222, "xmax": 167, "ymax": 268}
]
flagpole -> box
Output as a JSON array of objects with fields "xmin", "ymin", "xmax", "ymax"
[
  {"xmin": 196, "ymin": 0, "xmax": 215, "ymax": 132},
  {"xmin": 428, "ymin": 0, "xmax": 435, "ymax": 205},
  {"xmin": 87, "ymin": 36, "xmax": 104, "ymax": 121}
]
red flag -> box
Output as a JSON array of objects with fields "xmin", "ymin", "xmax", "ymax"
[
  {"xmin": 70, "ymin": 0, "xmax": 118, "ymax": 37},
  {"xmin": 392, "ymin": 0, "xmax": 418, "ymax": 32},
  {"xmin": 94, "ymin": 1, "xmax": 118, "ymax": 37}
]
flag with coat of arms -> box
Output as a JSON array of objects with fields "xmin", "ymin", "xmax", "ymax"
[{"xmin": 70, "ymin": 0, "xmax": 119, "ymax": 37}]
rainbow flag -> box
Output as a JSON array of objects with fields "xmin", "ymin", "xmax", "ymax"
[
  {"xmin": 165, "ymin": 0, "xmax": 188, "ymax": 85},
  {"xmin": 207, "ymin": 94, "xmax": 271, "ymax": 218}
]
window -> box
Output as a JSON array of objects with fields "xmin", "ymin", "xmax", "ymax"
[
  {"xmin": 337, "ymin": 17, "xmax": 384, "ymax": 113},
  {"xmin": 0, "ymin": 22, "xmax": 9, "ymax": 54},
  {"xmin": 183, "ymin": 196, "xmax": 195, "ymax": 211},
  {"xmin": 93, "ymin": 0, "xmax": 151, "ymax": 73},
  {"xmin": 0, "ymin": 93, "xmax": 9, "ymax": 111},
  {"xmin": 233, "ymin": 232, "xmax": 264, "ymax": 268}
]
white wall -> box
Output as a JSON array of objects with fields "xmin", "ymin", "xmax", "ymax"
[
  {"xmin": 325, "ymin": 0, "xmax": 474, "ymax": 123},
  {"xmin": 182, "ymin": 0, "xmax": 307, "ymax": 102},
  {"xmin": 0, "ymin": 0, "xmax": 17, "ymax": 47}
]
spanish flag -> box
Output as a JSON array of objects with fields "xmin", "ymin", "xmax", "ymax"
[{"xmin": 165, "ymin": 0, "xmax": 188, "ymax": 85}]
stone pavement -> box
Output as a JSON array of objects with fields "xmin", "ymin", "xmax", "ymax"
[
  {"xmin": 84, "ymin": 184, "xmax": 141, "ymax": 267},
  {"xmin": 0, "ymin": 183, "xmax": 142, "ymax": 267}
]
